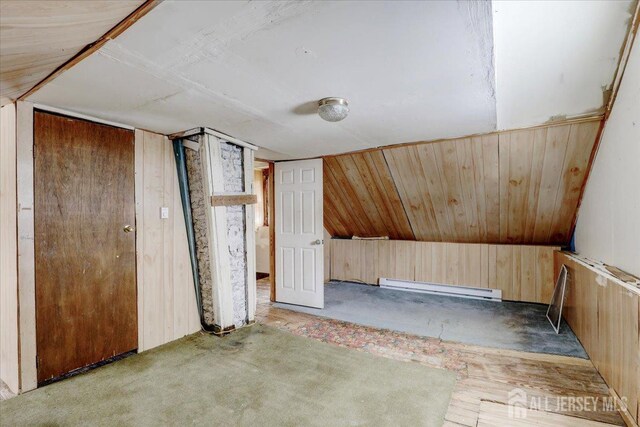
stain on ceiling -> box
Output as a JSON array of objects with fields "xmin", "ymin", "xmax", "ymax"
[{"xmin": 21, "ymin": 0, "xmax": 635, "ymax": 159}]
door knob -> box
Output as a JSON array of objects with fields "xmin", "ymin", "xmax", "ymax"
[
  {"xmin": 123, "ymin": 225, "xmax": 135, "ymax": 233},
  {"xmin": 311, "ymin": 239, "xmax": 322, "ymax": 245}
]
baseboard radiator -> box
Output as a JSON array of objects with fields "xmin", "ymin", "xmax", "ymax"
[{"xmin": 379, "ymin": 278, "xmax": 502, "ymax": 302}]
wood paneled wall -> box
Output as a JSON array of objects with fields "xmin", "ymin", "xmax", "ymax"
[
  {"xmin": 10, "ymin": 113, "xmax": 201, "ymax": 392},
  {"xmin": 324, "ymin": 152, "xmax": 414, "ymax": 240},
  {"xmin": 0, "ymin": 103, "xmax": 19, "ymax": 393},
  {"xmin": 16, "ymin": 101, "xmax": 37, "ymax": 392},
  {"xmin": 330, "ymin": 239, "xmax": 559, "ymax": 304},
  {"xmin": 135, "ymin": 130, "xmax": 200, "ymax": 352},
  {"xmin": 323, "ymin": 228, "xmax": 331, "ymax": 282},
  {"xmin": 556, "ymin": 252, "xmax": 639, "ymax": 425},
  {"xmin": 324, "ymin": 120, "xmax": 601, "ymax": 246}
]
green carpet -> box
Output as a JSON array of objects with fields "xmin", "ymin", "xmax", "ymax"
[{"xmin": 0, "ymin": 324, "xmax": 456, "ymax": 426}]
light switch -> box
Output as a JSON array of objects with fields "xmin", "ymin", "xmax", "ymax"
[{"xmin": 160, "ymin": 207, "xmax": 169, "ymax": 219}]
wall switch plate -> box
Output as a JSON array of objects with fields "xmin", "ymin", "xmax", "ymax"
[{"xmin": 161, "ymin": 207, "xmax": 169, "ymax": 219}]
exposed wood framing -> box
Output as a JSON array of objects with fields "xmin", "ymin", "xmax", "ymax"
[
  {"xmin": 200, "ymin": 134, "xmax": 234, "ymax": 329},
  {"xmin": 211, "ymin": 194, "xmax": 257, "ymax": 207},
  {"xmin": 168, "ymin": 127, "xmax": 258, "ymax": 151},
  {"xmin": 17, "ymin": 0, "xmax": 162, "ymax": 101},
  {"xmin": 605, "ymin": 1, "xmax": 640, "ymax": 120}
]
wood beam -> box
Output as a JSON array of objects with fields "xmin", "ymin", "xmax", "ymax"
[{"xmin": 211, "ymin": 194, "xmax": 257, "ymax": 207}]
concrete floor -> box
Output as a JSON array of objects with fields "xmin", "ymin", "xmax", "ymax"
[
  {"xmin": 274, "ymin": 281, "xmax": 587, "ymax": 358},
  {"xmin": 0, "ymin": 324, "xmax": 455, "ymax": 426}
]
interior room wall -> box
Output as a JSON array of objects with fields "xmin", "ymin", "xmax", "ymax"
[
  {"xmin": 135, "ymin": 130, "xmax": 201, "ymax": 351},
  {"xmin": 323, "ymin": 120, "xmax": 601, "ymax": 246},
  {"xmin": 0, "ymin": 103, "xmax": 20, "ymax": 394},
  {"xmin": 556, "ymin": 252, "xmax": 639, "ymax": 424},
  {"xmin": 574, "ymin": 37, "xmax": 640, "ymax": 277},
  {"xmin": 330, "ymin": 239, "xmax": 559, "ymax": 304}
]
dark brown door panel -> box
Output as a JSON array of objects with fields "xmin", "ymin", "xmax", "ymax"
[{"xmin": 34, "ymin": 111, "xmax": 137, "ymax": 383}]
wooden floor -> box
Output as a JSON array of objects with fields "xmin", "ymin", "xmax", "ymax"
[{"xmin": 256, "ymin": 278, "xmax": 625, "ymax": 427}]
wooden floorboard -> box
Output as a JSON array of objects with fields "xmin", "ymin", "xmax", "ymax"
[
  {"xmin": 478, "ymin": 401, "xmax": 617, "ymax": 427},
  {"xmin": 256, "ymin": 278, "xmax": 625, "ymax": 426}
]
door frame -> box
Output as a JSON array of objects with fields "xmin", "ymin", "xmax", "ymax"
[
  {"xmin": 258, "ymin": 158, "xmax": 328, "ymax": 304},
  {"xmin": 15, "ymin": 102, "xmax": 137, "ymax": 392},
  {"xmin": 256, "ymin": 158, "xmax": 277, "ymax": 302},
  {"xmin": 33, "ymin": 109, "xmax": 137, "ymax": 384}
]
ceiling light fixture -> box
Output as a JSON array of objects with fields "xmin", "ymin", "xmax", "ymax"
[{"xmin": 318, "ymin": 97, "xmax": 349, "ymax": 122}]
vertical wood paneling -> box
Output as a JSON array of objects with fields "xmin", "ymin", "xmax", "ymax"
[
  {"xmin": 330, "ymin": 239, "xmax": 379, "ymax": 284},
  {"xmin": 16, "ymin": 101, "xmax": 37, "ymax": 392},
  {"xmin": 495, "ymin": 245, "xmax": 513, "ymax": 300},
  {"xmin": 378, "ymin": 240, "xmax": 415, "ymax": 281},
  {"xmin": 135, "ymin": 130, "xmax": 200, "ymax": 352},
  {"xmin": 0, "ymin": 103, "xmax": 19, "ymax": 393},
  {"xmin": 557, "ymin": 252, "xmax": 639, "ymax": 423},
  {"xmin": 325, "ymin": 120, "xmax": 601, "ymax": 246},
  {"xmin": 384, "ymin": 145, "xmax": 442, "ymax": 241},
  {"xmin": 479, "ymin": 134, "xmax": 501, "ymax": 242},
  {"xmin": 323, "ymin": 229, "xmax": 331, "ymax": 282},
  {"xmin": 597, "ymin": 281, "xmax": 638, "ymax": 421},
  {"xmin": 323, "ymin": 152, "xmax": 414, "ymax": 240},
  {"xmin": 329, "ymin": 239, "xmax": 558, "ymax": 303},
  {"xmin": 532, "ymin": 125, "xmax": 571, "ymax": 241},
  {"xmin": 548, "ymin": 121, "xmax": 600, "ymax": 241},
  {"xmin": 536, "ymin": 246, "xmax": 555, "ymax": 303}
]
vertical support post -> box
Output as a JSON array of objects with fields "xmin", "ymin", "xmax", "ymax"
[
  {"xmin": 202, "ymin": 134, "xmax": 234, "ymax": 330},
  {"xmin": 172, "ymin": 139, "xmax": 203, "ymax": 324},
  {"xmin": 269, "ymin": 162, "xmax": 276, "ymax": 302},
  {"xmin": 244, "ymin": 148, "xmax": 256, "ymax": 322},
  {"xmin": 175, "ymin": 128, "xmax": 259, "ymax": 334}
]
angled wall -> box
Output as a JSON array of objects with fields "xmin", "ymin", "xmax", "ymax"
[
  {"xmin": 324, "ymin": 120, "xmax": 600, "ymax": 246},
  {"xmin": 574, "ymin": 36, "xmax": 640, "ymax": 277}
]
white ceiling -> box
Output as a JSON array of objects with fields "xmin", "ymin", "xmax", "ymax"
[{"xmin": 26, "ymin": 0, "xmax": 634, "ymax": 159}]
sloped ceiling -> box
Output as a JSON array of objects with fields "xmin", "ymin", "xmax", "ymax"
[
  {"xmin": 20, "ymin": 0, "xmax": 634, "ymax": 160},
  {"xmin": 0, "ymin": 0, "xmax": 144, "ymax": 106},
  {"xmin": 324, "ymin": 120, "xmax": 601, "ymax": 245}
]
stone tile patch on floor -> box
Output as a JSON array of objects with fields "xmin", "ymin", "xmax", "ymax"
[{"xmin": 274, "ymin": 281, "xmax": 588, "ymax": 358}]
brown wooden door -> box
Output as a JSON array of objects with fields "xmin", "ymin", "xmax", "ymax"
[{"xmin": 34, "ymin": 111, "xmax": 137, "ymax": 383}]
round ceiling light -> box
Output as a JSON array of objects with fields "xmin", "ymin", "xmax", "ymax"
[{"xmin": 318, "ymin": 97, "xmax": 349, "ymax": 122}]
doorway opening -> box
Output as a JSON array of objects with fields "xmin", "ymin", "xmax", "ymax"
[{"xmin": 253, "ymin": 160, "xmax": 272, "ymax": 297}]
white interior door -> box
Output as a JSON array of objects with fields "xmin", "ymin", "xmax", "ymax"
[{"xmin": 275, "ymin": 159, "xmax": 324, "ymax": 308}]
